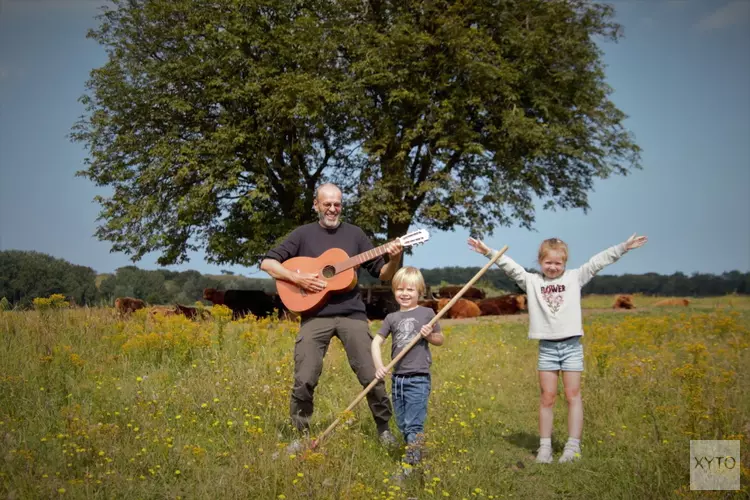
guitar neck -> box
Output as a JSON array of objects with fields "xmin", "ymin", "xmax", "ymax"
[{"xmin": 336, "ymin": 243, "xmax": 392, "ymax": 274}]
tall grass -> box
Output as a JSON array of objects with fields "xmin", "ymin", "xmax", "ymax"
[{"xmin": 1, "ymin": 297, "xmax": 748, "ymax": 499}]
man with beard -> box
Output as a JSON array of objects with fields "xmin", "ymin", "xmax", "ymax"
[{"xmin": 260, "ymin": 183, "xmax": 403, "ymax": 449}]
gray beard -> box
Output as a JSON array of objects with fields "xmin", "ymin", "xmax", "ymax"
[{"xmin": 318, "ymin": 214, "xmax": 341, "ymax": 229}]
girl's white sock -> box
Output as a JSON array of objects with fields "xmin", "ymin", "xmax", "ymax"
[{"xmin": 540, "ymin": 437, "xmax": 552, "ymax": 448}]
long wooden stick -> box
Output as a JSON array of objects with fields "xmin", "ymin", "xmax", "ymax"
[{"xmin": 311, "ymin": 245, "xmax": 508, "ymax": 449}]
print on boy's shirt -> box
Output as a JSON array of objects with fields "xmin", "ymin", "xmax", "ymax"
[
  {"xmin": 393, "ymin": 317, "xmax": 419, "ymax": 349},
  {"xmin": 541, "ymin": 283, "xmax": 566, "ymax": 314}
]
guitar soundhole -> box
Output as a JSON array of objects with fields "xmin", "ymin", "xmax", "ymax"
[{"xmin": 321, "ymin": 265, "xmax": 336, "ymax": 279}]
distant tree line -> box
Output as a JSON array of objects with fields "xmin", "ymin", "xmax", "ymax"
[
  {"xmin": 1, "ymin": 250, "xmax": 747, "ymax": 308},
  {"xmin": 359, "ymin": 264, "xmax": 750, "ymax": 297},
  {"xmin": 0, "ymin": 251, "xmax": 273, "ymax": 308},
  {"xmin": 0, "ymin": 251, "xmax": 99, "ymax": 307}
]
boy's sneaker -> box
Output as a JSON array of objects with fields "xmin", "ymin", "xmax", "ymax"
[
  {"xmin": 390, "ymin": 464, "xmax": 413, "ymax": 484},
  {"xmin": 405, "ymin": 441, "xmax": 423, "ymax": 465},
  {"xmin": 379, "ymin": 429, "xmax": 398, "ymax": 448},
  {"xmin": 535, "ymin": 445, "xmax": 553, "ymax": 464},
  {"xmin": 558, "ymin": 444, "xmax": 581, "ymax": 463}
]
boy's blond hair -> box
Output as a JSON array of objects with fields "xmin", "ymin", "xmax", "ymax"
[
  {"xmin": 391, "ymin": 266, "xmax": 426, "ymax": 295},
  {"xmin": 538, "ymin": 238, "xmax": 569, "ymax": 264}
]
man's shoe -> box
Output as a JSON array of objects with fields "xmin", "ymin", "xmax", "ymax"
[
  {"xmin": 379, "ymin": 429, "xmax": 398, "ymax": 447},
  {"xmin": 285, "ymin": 437, "xmax": 310, "ymax": 455}
]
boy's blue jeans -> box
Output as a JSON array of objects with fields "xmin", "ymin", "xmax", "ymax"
[{"xmin": 392, "ymin": 373, "xmax": 431, "ymax": 448}]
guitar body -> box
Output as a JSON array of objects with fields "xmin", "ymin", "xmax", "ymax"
[
  {"xmin": 276, "ymin": 248, "xmax": 358, "ymax": 314},
  {"xmin": 273, "ymin": 228, "xmax": 430, "ymax": 315}
]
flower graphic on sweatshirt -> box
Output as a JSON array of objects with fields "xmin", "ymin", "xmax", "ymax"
[{"xmin": 541, "ymin": 284, "xmax": 566, "ymax": 314}]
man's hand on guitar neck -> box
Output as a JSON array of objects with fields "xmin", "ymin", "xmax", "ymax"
[{"xmin": 384, "ymin": 240, "xmax": 403, "ymax": 258}]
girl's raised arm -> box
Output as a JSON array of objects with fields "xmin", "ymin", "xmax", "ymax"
[
  {"xmin": 468, "ymin": 237, "xmax": 528, "ymax": 291},
  {"xmin": 577, "ymin": 234, "xmax": 648, "ymax": 287}
]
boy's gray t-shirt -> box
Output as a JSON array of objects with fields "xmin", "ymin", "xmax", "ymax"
[{"xmin": 378, "ymin": 306, "xmax": 441, "ymax": 375}]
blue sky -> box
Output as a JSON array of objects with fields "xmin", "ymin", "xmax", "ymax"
[{"xmin": 1, "ymin": 0, "xmax": 748, "ymax": 278}]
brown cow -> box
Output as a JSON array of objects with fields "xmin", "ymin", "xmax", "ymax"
[
  {"xmin": 653, "ymin": 298, "xmax": 690, "ymax": 307},
  {"xmin": 478, "ymin": 301, "xmax": 503, "ymax": 316},
  {"xmin": 148, "ymin": 305, "xmax": 177, "ymax": 318},
  {"xmin": 437, "ymin": 298, "xmax": 481, "ymax": 319},
  {"xmin": 438, "ymin": 286, "xmax": 486, "ymax": 300},
  {"xmin": 515, "ymin": 294, "xmax": 527, "ymax": 311},
  {"xmin": 477, "ymin": 295, "xmax": 524, "ymax": 315},
  {"xmin": 175, "ymin": 304, "xmax": 211, "ymax": 320},
  {"xmin": 612, "ymin": 295, "xmax": 636, "ymax": 310},
  {"xmin": 418, "ymin": 299, "xmax": 439, "ymax": 314},
  {"xmin": 203, "ymin": 288, "xmax": 223, "ymax": 304},
  {"xmin": 114, "ymin": 297, "xmax": 146, "ymax": 315}
]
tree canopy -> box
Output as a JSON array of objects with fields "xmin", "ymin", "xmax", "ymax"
[{"xmin": 72, "ymin": 0, "xmax": 640, "ymax": 266}]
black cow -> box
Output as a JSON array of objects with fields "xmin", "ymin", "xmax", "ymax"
[{"xmin": 203, "ymin": 288, "xmax": 280, "ymax": 320}]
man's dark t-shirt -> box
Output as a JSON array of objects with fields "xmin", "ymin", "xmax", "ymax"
[{"xmin": 265, "ymin": 222, "xmax": 385, "ymax": 321}]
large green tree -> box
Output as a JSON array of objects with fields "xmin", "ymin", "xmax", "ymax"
[
  {"xmin": 72, "ymin": 0, "xmax": 640, "ymax": 266},
  {"xmin": 342, "ymin": 0, "xmax": 640, "ymax": 240}
]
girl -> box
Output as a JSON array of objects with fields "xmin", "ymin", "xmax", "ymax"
[{"xmin": 468, "ymin": 234, "xmax": 647, "ymax": 463}]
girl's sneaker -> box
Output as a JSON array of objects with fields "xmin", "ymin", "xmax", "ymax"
[
  {"xmin": 535, "ymin": 446, "xmax": 553, "ymax": 464},
  {"xmin": 558, "ymin": 444, "xmax": 581, "ymax": 463}
]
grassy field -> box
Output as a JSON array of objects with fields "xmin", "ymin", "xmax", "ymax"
[{"xmin": 1, "ymin": 296, "xmax": 748, "ymax": 499}]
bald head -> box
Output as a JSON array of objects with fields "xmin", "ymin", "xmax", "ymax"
[
  {"xmin": 314, "ymin": 183, "xmax": 343, "ymax": 229},
  {"xmin": 315, "ymin": 183, "xmax": 342, "ymax": 202}
]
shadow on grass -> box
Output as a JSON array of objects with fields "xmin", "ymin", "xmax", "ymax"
[{"xmin": 503, "ymin": 431, "xmax": 563, "ymax": 453}]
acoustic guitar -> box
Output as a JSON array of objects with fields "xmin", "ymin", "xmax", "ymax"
[{"xmin": 276, "ymin": 229, "xmax": 431, "ymax": 314}]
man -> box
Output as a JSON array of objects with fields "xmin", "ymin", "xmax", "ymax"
[{"xmin": 260, "ymin": 183, "xmax": 403, "ymax": 447}]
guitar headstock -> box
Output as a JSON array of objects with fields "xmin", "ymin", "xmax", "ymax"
[{"xmin": 397, "ymin": 228, "xmax": 430, "ymax": 248}]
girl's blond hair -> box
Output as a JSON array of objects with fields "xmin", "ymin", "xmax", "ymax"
[
  {"xmin": 391, "ymin": 266, "xmax": 426, "ymax": 295},
  {"xmin": 538, "ymin": 238, "xmax": 569, "ymax": 263}
]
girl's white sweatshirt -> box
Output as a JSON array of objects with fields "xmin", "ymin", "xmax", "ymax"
[{"xmin": 485, "ymin": 243, "xmax": 628, "ymax": 340}]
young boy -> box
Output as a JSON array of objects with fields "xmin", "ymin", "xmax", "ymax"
[{"xmin": 372, "ymin": 266, "xmax": 444, "ymax": 466}]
